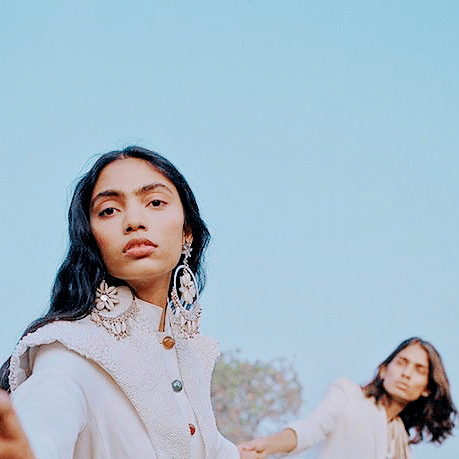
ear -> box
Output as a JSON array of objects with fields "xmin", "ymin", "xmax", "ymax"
[
  {"xmin": 379, "ymin": 366, "xmax": 387, "ymax": 379},
  {"xmin": 421, "ymin": 388, "xmax": 430, "ymax": 398},
  {"xmin": 182, "ymin": 225, "xmax": 193, "ymax": 246}
]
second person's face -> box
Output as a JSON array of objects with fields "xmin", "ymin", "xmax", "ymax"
[
  {"xmin": 89, "ymin": 158, "xmax": 186, "ymax": 290},
  {"xmin": 381, "ymin": 343, "xmax": 430, "ymax": 405}
]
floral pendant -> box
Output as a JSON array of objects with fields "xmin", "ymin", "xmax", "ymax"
[{"xmin": 90, "ymin": 281, "xmax": 138, "ymax": 339}]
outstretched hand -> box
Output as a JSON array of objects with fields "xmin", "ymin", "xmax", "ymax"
[
  {"xmin": 238, "ymin": 438, "xmax": 269, "ymax": 459},
  {"xmin": 0, "ymin": 391, "xmax": 34, "ymax": 459},
  {"xmin": 238, "ymin": 428, "xmax": 297, "ymax": 459}
]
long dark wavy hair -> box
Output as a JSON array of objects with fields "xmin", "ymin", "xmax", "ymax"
[
  {"xmin": 0, "ymin": 146, "xmax": 210, "ymax": 392},
  {"xmin": 363, "ymin": 337, "xmax": 457, "ymax": 444}
]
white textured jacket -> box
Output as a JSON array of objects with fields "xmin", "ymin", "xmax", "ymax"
[
  {"xmin": 9, "ymin": 288, "xmax": 239, "ymax": 459},
  {"xmin": 287, "ymin": 378, "xmax": 412, "ymax": 459}
]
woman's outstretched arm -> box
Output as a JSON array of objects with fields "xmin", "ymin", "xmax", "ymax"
[{"xmin": 0, "ymin": 390, "xmax": 34, "ymax": 459}]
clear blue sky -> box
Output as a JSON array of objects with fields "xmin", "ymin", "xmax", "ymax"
[{"xmin": 1, "ymin": 1, "xmax": 458, "ymax": 457}]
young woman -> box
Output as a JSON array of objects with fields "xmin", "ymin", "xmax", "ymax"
[
  {"xmin": 240, "ymin": 337, "xmax": 457, "ymax": 459},
  {"xmin": 0, "ymin": 147, "xmax": 256, "ymax": 459}
]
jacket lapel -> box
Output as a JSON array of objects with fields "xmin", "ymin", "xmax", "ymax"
[
  {"xmin": 98, "ymin": 326, "xmax": 192, "ymax": 459},
  {"xmin": 175, "ymin": 335, "xmax": 220, "ymax": 459}
]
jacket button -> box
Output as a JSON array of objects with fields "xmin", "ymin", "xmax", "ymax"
[
  {"xmin": 162, "ymin": 336, "xmax": 175, "ymax": 349},
  {"xmin": 189, "ymin": 423, "xmax": 196, "ymax": 435},
  {"xmin": 171, "ymin": 379, "xmax": 183, "ymax": 392}
]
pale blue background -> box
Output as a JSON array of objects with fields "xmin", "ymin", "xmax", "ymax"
[{"xmin": 1, "ymin": 1, "xmax": 458, "ymax": 457}]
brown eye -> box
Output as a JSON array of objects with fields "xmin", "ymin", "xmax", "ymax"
[
  {"xmin": 99, "ymin": 207, "xmax": 116, "ymax": 217},
  {"xmin": 150, "ymin": 199, "xmax": 165, "ymax": 207}
]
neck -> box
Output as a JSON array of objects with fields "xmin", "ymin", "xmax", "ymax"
[
  {"xmin": 128, "ymin": 276, "xmax": 170, "ymax": 332},
  {"xmin": 127, "ymin": 275, "xmax": 171, "ymax": 310},
  {"xmin": 380, "ymin": 394, "xmax": 406, "ymax": 422}
]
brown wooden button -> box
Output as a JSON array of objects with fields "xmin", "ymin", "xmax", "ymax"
[
  {"xmin": 189, "ymin": 423, "xmax": 196, "ymax": 436},
  {"xmin": 162, "ymin": 336, "xmax": 175, "ymax": 349}
]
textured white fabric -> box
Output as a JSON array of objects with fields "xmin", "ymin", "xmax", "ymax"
[
  {"xmin": 287, "ymin": 378, "xmax": 412, "ymax": 459},
  {"xmin": 10, "ymin": 287, "xmax": 238, "ymax": 459}
]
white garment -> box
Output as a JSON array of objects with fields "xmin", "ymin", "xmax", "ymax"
[
  {"xmin": 10, "ymin": 287, "xmax": 238, "ymax": 459},
  {"xmin": 287, "ymin": 378, "xmax": 412, "ymax": 459}
]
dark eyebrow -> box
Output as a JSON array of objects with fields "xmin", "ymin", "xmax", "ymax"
[
  {"xmin": 136, "ymin": 182, "xmax": 173, "ymax": 196},
  {"xmin": 91, "ymin": 182, "xmax": 173, "ymax": 209},
  {"xmin": 91, "ymin": 190, "xmax": 123, "ymax": 209}
]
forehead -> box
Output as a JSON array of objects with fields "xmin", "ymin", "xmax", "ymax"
[
  {"xmin": 394, "ymin": 343, "xmax": 429, "ymax": 366},
  {"xmin": 93, "ymin": 158, "xmax": 177, "ymax": 195}
]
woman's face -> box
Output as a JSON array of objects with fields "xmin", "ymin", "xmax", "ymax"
[
  {"xmin": 89, "ymin": 158, "xmax": 188, "ymax": 291},
  {"xmin": 380, "ymin": 343, "xmax": 430, "ymax": 405}
]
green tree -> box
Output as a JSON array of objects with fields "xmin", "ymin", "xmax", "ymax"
[{"xmin": 211, "ymin": 350, "xmax": 303, "ymax": 444}]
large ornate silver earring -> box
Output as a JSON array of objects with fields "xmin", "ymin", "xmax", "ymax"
[
  {"xmin": 95, "ymin": 280, "xmax": 120, "ymax": 311},
  {"xmin": 170, "ymin": 242, "xmax": 201, "ymax": 338},
  {"xmin": 90, "ymin": 280, "xmax": 139, "ymax": 339}
]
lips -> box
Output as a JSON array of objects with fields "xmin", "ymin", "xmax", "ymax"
[
  {"xmin": 122, "ymin": 238, "xmax": 157, "ymax": 257},
  {"xmin": 395, "ymin": 381, "xmax": 408, "ymax": 391}
]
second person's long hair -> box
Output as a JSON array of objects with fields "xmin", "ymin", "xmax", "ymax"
[{"xmin": 363, "ymin": 337, "xmax": 457, "ymax": 444}]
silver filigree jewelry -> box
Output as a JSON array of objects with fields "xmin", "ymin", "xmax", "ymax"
[
  {"xmin": 179, "ymin": 269, "xmax": 197, "ymax": 305},
  {"xmin": 90, "ymin": 281, "xmax": 139, "ymax": 339},
  {"xmin": 95, "ymin": 280, "xmax": 120, "ymax": 311},
  {"xmin": 170, "ymin": 242, "xmax": 201, "ymax": 339}
]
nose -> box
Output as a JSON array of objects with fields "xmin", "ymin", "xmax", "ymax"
[
  {"xmin": 401, "ymin": 365, "xmax": 413, "ymax": 379},
  {"xmin": 123, "ymin": 205, "xmax": 147, "ymax": 234}
]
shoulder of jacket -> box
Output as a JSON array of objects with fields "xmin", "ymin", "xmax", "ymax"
[
  {"xmin": 330, "ymin": 377, "xmax": 363, "ymax": 396},
  {"xmin": 32, "ymin": 341, "xmax": 98, "ymax": 377},
  {"xmin": 9, "ymin": 318, "xmax": 100, "ymax": 391},
  {"xmin": 188, "ymin": 334, "xmax": 221, "ymax": 367}
]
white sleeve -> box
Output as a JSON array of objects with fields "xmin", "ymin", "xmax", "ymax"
[
  {"xmin": 286, "ymin": 378, "xmax": 354, "ymax": 453},
  {"xmin": 11, "ymin": 350, "xmax": 88, "ymax": 459},
  {"xmin": 215, "ymin": 432, "xmax": 240, "ymax": 459}
]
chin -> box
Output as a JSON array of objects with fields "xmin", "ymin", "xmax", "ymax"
[
  {"xmin": 386, "ymin": 386, "xmax": 408, "ymax": 402},
  {"xmin": 122, "ymin": 267, "xmax": 174, "ymax": 283}
]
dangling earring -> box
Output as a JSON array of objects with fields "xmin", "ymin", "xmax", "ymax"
[
  {"xmin": 95, "ymin": 280, "xmax": 120, "ymax": 311},
  {"xmin": 90, "ymin": 280, "xmax": 139, "ymax": 339},
  {"xmin": 170, "ymin": 241, "xmax": 201, "ymax": 338}
]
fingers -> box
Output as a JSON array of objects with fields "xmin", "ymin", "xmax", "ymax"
[
  {"xmin": 0, "ymin": 391, "xmax": 21, "ymax": 439},
  {"xmin": 239, "ymin": 439, "xmax": 265, "ymax": 453},
  {"xmin": 0, "ymin": 391, "xmax": 35, "ymax": 459},
  {"xmin": 238, "ymin": 444, "xmax": 266, "ymax": 459},
  {"xmin": 238, "ymin": 443, "xmax": 255, "ymax": 450},
  {"xmin": 238, "ymin": 441, "xmax": 267, "ymax": 459}
]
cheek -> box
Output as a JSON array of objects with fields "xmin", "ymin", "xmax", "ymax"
[
  {"xmin": 164, "ymin": 229, "xmax": 186, "ymax": 271},
  {"xmin": 388, "ymin": 364, "xmax": 401, "ymax": 378},
  {"xmin": 383, "ymin": 368, "xmax": 399, "ymax": 390},
  {"xmin": 90, "ymin": 224, "xmax": 118, "ymax": 265},
  {"xmin": 415, "ymin": 376, "xmax": 429, "ymax": 393},
  {"xmin": 162, "ymin": 213, "xmax": 185, "ymax": 247},
  {"xmin": 382, "ymin": 373, "xmax": 394, "ymax": 391},
  {"xmin": 165, "ymin": 224, "xmax": 185, "ymax": 263}
]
